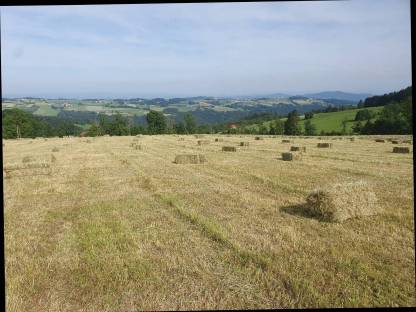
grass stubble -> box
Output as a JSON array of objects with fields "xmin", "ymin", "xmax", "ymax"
[{"xmin": 3, "ymin": 134, "xmax": 415, "ymax": 311}]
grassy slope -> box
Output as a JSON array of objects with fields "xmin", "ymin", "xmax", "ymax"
[
  {"xmin": 3, "ymin": 134, "xmax": 415, "ymax": 311},
  {"xmin": 245, "ymin": 106, "xmax": 383, "ymax": 133}
]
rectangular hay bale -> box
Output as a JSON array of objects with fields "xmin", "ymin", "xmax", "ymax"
[
  {"xmin": 317, "ymin": 143, "xmax": 332, "ymax": 148},
  {"xmin": 281, "ymin": 152, "xmax": 302, "ymax": 161},
  {"xmin": 174, "ymin": 154, "xmax": 207, "ymax": 164},
  {"xmin": 393, "ymin": 146, "xmax": 410, "ymax": 153},
  {"xmin": 290, "ymin": 146, "xmax": 306, "ymax": 152},
  {"xmin": 222, "ymin": 146, "xmax": 237, "ymax": 152}
]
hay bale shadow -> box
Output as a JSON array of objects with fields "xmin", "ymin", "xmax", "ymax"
[{"xmin": 280, "ymin": 203, "xmax": 322, "ymax": 221}]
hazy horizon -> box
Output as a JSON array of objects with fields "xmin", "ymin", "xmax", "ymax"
[{"xmin": 1, "ymin": 1, "xmax": 412, "ymax": 99}]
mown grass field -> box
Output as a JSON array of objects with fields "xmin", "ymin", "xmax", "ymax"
[{"xmin": 3, "ymin": 134, "xmax": 415, "ymax": 311}]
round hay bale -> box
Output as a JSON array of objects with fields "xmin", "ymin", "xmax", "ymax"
[
  {"xmin": 393, "ymin": 146, "xmax": 410, "ymax": 153},
  {"xmin": 317, "ymin": 143, "xmax": 332, "ymax": 148},
  {"xmin": 174, "ymin": 154, "xmax": 207, "ymax": 164},
  {"xmin": 306, "ymin": 180, "xmax": 379, "ymax": 222},
  {"xmin": 281, "ymin": 152, "xmax": 302, "ymax": 161},
  {"xmin": 290, "ymin": 146, "xmax": 306, "ymax": 152},
  {"xmin": 240, "ymin": 142, "xmax": 249, "ymax": 146},
  {"xmin": 222, "ymin": 146, "xmax": 237, "ymax": 152}
]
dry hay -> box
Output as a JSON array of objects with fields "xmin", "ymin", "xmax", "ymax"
[
  {"xmin": 52, "ymin": 147, "xmax": 59, "ymax": 152},
  {"xmin": 375, "ymin": 139, "xmax": 385, "ymax": 143},
  {"xmin": 222, "ymin": 146, "xmax": 237, "ymax": 152},
  {"xmin": 305, "ymin": 180, "xmax": 379, "ymax": 222},
  {"xmin": 51, "ymin": 154, "xmax": 57, "ymax": 163},
  {"xmin": 281, "ymin": 152, "xmax": 302, "ymax": 161},
  {"xmin": 178, "ymin": 138, "xmax": 185, "ymax": 141},
  {"xmin": 4, "ymin": 162, "xmax": 51, "ymax": 179},
  {"xmin": 86, "ymin": 139, "xmax": 92, "ymax": 143},
  {"xmin": 22, "ymin": 156, "xmax": 35, "ymax": 163},
  {"xmin": 290, "ymin": 146, "xmax": 306, "ymax": 152},
  {"xmin": 194, "ymin": 134, "xmax": 204, "ymax": 139},
  {"xmin": 393, "ymin": 146, "xmax": 410, "ymax": 153},
  {"xmin": 282, "ymin": 139, "xmax": 293, "ymax": 143},
  {"xmin": 197, "ymin": 140, "xmax": 210, "ymax": 145},
  {"xmin": 255, "ymin": 136, "xmax": 264, "ymax": 140},
  {"xmin": 240, "ymin": 142, "xmax": 249, "ymax": 146},
  {"xmin": 174, "ymin": 154, "xmax": 207, "ymax": 164},
  {"xmin": 215, "ymin": 138, "xmax": 224, "ymax": 142},
  {"xmin": 317, "ymin": 143, "xmax": 332, "ymax": 148}
]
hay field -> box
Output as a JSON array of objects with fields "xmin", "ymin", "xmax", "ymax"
[{"xmin": 3, "ymin": 134, "xmax": 415, "ymax": 311}]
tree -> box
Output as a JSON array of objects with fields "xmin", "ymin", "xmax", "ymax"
[
  {"xmin": 184, "ymin": 112, "xmax": 197, "ymax": 134},
  {"xmin": 341, "ymin": 118, "xmax": 349, "ymax": 135},
  {"xmin": 259, "ymin": 124, "xmax": 268, "ymax": 135},
  {"xmin": 109, "ymin": 113, "xmax": 129, "ymax": 136},
  {"xmin": 87, "ymin": 123, "xmax": 102, "ymax": 137},
  {"xmin": 352, "ymin": 121, "xmax": 363, "ymax": 134},
  {"xmin": 284, "ymin": 110, "xmax": 301, "ymax": 135},
  {"xmin": 174, "ymin": 122, "xmax": 186, "ymax": 134},
  {"xmin": 355, "ymin": 109, "xmax": 374, "ymax": 121},
  {"xmin": 146, "ymin": 110, "xmax": 167, "ymax": 134},
  {"xmin": 304, "ymin": 119, "xmax": 317, "ymax": 135},
  {"xmin": 304, "ymin": 112, "xmax": 314, "ymax": 120},
  {"xmin": 273, "ymin": 118, "xmax": 284, "ymax": 135}
]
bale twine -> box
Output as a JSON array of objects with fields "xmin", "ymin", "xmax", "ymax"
[
  {"xmin": 393, "ymin": 146, "xmax": 410, "ymax": 153},
  {"xmin": 240, "ymin": 142, "xmax": 249, "ymax": 146},
  {"xmin": 317, "ymin": 143, "xmax": 332, "ymax": 148},
  {"xmin": 281, "ymin": 152, "xmax": 302, "ymax": 161},
  {"xmin": 222, "ymin": 146, "xmax": 237, "ymax": 152},
  {"xmin": 375, "ymin": 139, "xmax": 385, "ymax": 143},
  {"xmin": 305, "ymin": 180, "xmax": 379, "ymax": 222},
  {"xmin": 290, "ymin": 146, "xmax": 306, "ymax": 152},
  {"xmin": 174, "ymin": 154, "xmax": 207, "ymax": 164}
]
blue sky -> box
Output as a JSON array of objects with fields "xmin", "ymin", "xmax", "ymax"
[{"xmin": 0, "ymin": 1, "xmax": 412, "ymax": 98}]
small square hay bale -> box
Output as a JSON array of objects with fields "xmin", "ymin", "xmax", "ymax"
[
  {"xmin": 349, "ymin": 137, "xmax": 355, "ymax": 142},
  {"xmin": 391, "ymin": 140, "xmax": 399, "ymax": 144},
  {"xmin": 22, "ymin": 156, "xmax": 35, "ymax": 163},
  {"xmin": 281, "ymin": 152, "xmax": 302, "ymax": 161},
  {"xmin": 240, "ymin": 142, "xmax": 249, "ymax": 146},
  {"xmin": 402, "ymin": 139, "xmax": 412, "ymax": 144},
  {"xmin": 290, "ymin": 146, "xmax": 306, "ymax": 152},
  {"xmin": 306, "ymin": 180, "xmax": 379, "ymax": 222},
  {"xmin": 317, "ymin": 143, "xmax": 332, "ymax": 148},
  {"xmin": 375, "ymin": 139, "xmax": 385, "ymax": 143},
  {"xmin": 174, "ymin": 154, "xmax": 207, "ymax": 164},
  {"xmin": 222, "ymin": 146, "xmax": 237, "ymax": 152},
  {"xmin": 215, "ymin": 138, "xmax": 224, "ymax": 142},
  {"xmin": 255, "ymin": 136, "xmax": 263, "ymax": 140},
  {"xmin": 52, "ymin": 147, "xmax": 59, "ymax": 152},
  {"xmin": 197, "ymin": 140, "xmax": 210, "ymax": 145},
  {"xmin": 393, "ymin": 146, "xmax": 410, "ymax": 153},
  {"xmin": 282, "ymin": 139, "xmax": 293, "ymax": 143}
]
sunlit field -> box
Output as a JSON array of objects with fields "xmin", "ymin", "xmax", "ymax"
[{"xmin": 3, "ymin": 134, "xmax": 415, "ymax": 311}]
